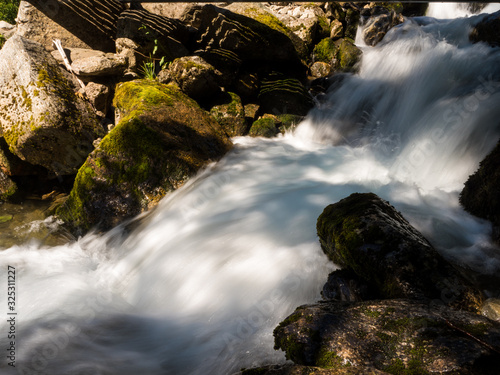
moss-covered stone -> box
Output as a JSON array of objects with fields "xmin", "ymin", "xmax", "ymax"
[
  {"xmin": 317, "ymin": 193, "xmax": 483, "ymax": 312},
  {"xmin": 57, "ymin": 80, "xmax": 232, "ymax": 233},
  {"xmin": 249, "ymin": 117, "xmax": 279, "ymax": 138},
  {"xmin": 312, "ymin": 38, "xmax": 361, "ymax": 73},
  {"xmin": 210, "ymin": 92, "xmax": 248, "ymax": 137},
  {"xmin": 0, "ymin": 170, "xmax": 17, "ymax": 201},
  {"xmin": 274, "ymin": 299, "xmax": 500, "ymax": 374}
]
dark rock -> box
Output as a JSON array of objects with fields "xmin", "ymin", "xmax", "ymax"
[
  {"xmin": 460, "ymin": 139, "xmax": 500, "ymax": 242},
  {"xmin": 210, "ymin": 92, "xmax": 248, "ymax": 137},
  {"xmin": 17, "ymin": 0, "xmax": 125, "ymax": 52},
  {"xmin": 182, "ymin": 5, "xmax": 306, "ymax": 78},
  {"xmin": 0, "ymin": 34, "xmax": 104, "ymax": 175},
  {"xmin": 274, "ymin": 299, "xmax": 500, "ymax": 374},
  {"xmin": 402, "ymin": 3, "xmax": 429, "ymax": 17},
  {"xmin": 240, "ymin": 364, "xmax": 389, "ymax": 375},
  {"xmin": 56, "ymin": 80, "xmax": 232, "ymax": 233},
  {"xmin": 317, "ymin": 193, "xmax": 484, "ymax": 312},
  {"xmin": 0, "ymin": 137, "xmax": 46, "ymax": 177},
  {"xmin": 0, "ymin": 169, "xmax": 17, "ymax": 200},
  {"xmin": 325, "ymin": 3, "xmax": 361, "ymax": 40},
  {"xmin": 158, "ymin": 55, "xmax": 222, "ymax": 103},
  {"xmin": 470, "ymin": 10, "xmax": 500, "ymax": 47},
  {"xmin": 258, "ymin": 74, "xmax": 314, "ymax": 117},
  {"xmin": 322, "ymin": 269, "xmax": 372, "ymax": 302}
]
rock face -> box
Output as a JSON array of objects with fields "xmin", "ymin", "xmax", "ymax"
[
  {"xmin": 274, "ymin": 299, "xmax": 500, "ymax": 374},
  {"xmin": 57, "ymin": 80, "xmax": 232, "ymax": 232},
  {"xmin": 17, "ymin": 0, "xmax": 125, "ymax": 52},
  {"xmin": 470, "ymin": 10, "xmax": 500, "ymax": 47},
  {"xmin": 0, "ymin": 34, "xmax": 104, "ymax": 175},
  {"xmin": 460, "ymin": 139, "xmax": 500, "ymax": 242},
  {"xmin": 317, "ymin": 193, "xmax": 483, "ymax": 312}
]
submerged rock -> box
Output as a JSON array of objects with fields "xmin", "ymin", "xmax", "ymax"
[
  {"xmin": 0, "ymin": 34, "xmax": 104, "ymax": 175},
  {"xmin": 460, "ymin": 139, "xmax": 500, "ymax": 242},
  {"xmin": 317, "ymin": 193, "xmax": 483, "ymax": 312},
  {"xmin": 57, "ymin": 80, "xmax": 232, "ymax": 233},
  {"xmin": 274, "ymin": 299, "xmax": 500, "ymax": 374}
]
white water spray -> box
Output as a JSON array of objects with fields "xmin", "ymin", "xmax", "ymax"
[{"xmin": 1, "ymin": 6, "xmax": 500, "ymax": 375}]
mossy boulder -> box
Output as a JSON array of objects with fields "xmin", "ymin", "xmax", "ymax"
[
  {"xmin": 274, "ymin": 299, "xmax": 500, "ymax": 374},
  {"xmin": 470, "ymin": 10, "xmax": 500, "ymax": 47},
  {"xmin": 313, "ymin": 38, "xmax": 362, "ymax": 73},
  {"xmin": 210, "ymin": 92, "xmax": 248, "ymax": 137},
  {"xmin": 249, "ymin": 117, "xmax": 279, "ymax": 138},
  {"xmin": 317, "ymin": 193, "xmax": 483, "ymax": 312},
  {"xmin": 57, "ymin": 80, "xmax": 232, "ymax": 233},
  {"xmin": 460, "ymin": 139, "xmax": 500, "ymax": 242},
  {"xmin": 0, "ymin": 34, "xmax": 104, "ymax": 175}
]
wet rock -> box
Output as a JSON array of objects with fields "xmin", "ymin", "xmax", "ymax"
[
  {"xmin": 325, "ymin": 3, "xmax": 361, "ymax": 40},
  {"xmin": 274, "ymin": 299, "xmax": 500, "ymax": 374},
  {"xmin": 16, "ymin": 0, "xmax": 125, "ymax": 52},
  {"xmin": 460, "ymin": 139, "xmax": 500, "ymax": 243},
  {"xmin": 0, "ymin": 34, "xmax": 104, "ymax": 175},
  {"xmin": 470, "ymin": 10, "xmax": 500, "ymax": 47},
  {"xmin": 210, "ymin": 92, "xmax": 247, "ymax": 137},
  {"xmin": 362, "ymin": 10, "xmax": 405, "ymax": 47},
  {"xmin": 317, "ymin": 193, "xmax": 484, "ymax": 312},
  {"xmin": 57, "ymin": 80, "xmax": 232, "ymax": 233},
  {"xmin": 249, "ymin": 116, "xmax": 280, "ymax": 138},
  {"xmin": 240, "ymin": 364, "xmax": 389, "ymax": 375},
  {"xmin": 312, "ymin": 38, "xmax": 362, "ymax": 73},
  {"xmin": 322, "ymin": 269, "xmax": 372, "ymax": 302},
  {"xmin": 483, "ymin": 298, "xmax": 500, "ymax": 322},
  {"xmin": 158, "ymin": 55, "xmax": 221, "ymax": 103}
]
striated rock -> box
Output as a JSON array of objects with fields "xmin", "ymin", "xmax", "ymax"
[
  {"xmin": 158, "ymin": 55, "xmax": 221, "ymax": 103},
  {"xmin": 258, "ymin": 74, "xmax": 314, "ymax": 117},
  {"xmin": 56, "ymin": 80, "xmax": 232, "ymax": 233},
  {"xmin": 274, "ymin": 299, "xmax": 500, "ymax": 374},
  {"xmin": 16, "ymin": 0, "xmax": 125, "ymax": 52},
  {"xmin": 116, "ymin": 9, "xmax": 189, "ymax": 72},
  {"xmin": 317, "ymin": 193, "xmax": 484, "ymax": 312},
  {"xmin": 210, "ymin": 92, "xmax": 248, "ymax": 137},
  {"xmin": 71, "ymin": 54, "xmax": 127, "ymax": 77},
  {"xmin": 142, "ymin": 2, "xmax": 193, "ymax": 19},
  {"xmin": 460, "ymin": 139, "xmax": 500, "ymax": 242},
  {"xmin": 0, "ymin": 34, "xmax": 104, "ymax": 175},
  {"xmin": 470, "ymin": 10, "xmax": 500, "ymax": 47},
  {"xmin": 183, "ymin": 5, "xmax": 306, "ymax": 77},
  {"xmin": 240, "ymin": 364, "xmax": 389, "ymax": 375}
]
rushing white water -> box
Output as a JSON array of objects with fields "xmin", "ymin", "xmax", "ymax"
[{"xmin": 2, "ymin": 5, "xmax": 500, "ymax": 375}]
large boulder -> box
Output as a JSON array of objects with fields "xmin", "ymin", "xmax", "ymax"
[
  {"xmin": 0, "ymin": 34, "xmax": 104, "ymax": 175},
  {"xmin": 56, "ymin": 80, "xmax": 232, "ymax": 232},
  {"xmin": 274, "ymin": 299, "xmax": 500, "ymax": 374},
  {"xmin": 470, "ymin": 10, "xmax": 500, "ymax": 47},
  {"xmin": 312, "ymin": 38, "xmax": 362, "ymax": 73},
  {"xmin": 460, "ymin": 139, "xmax": 500, "ymax": 242},
  {"xmin": 317, "ymin": 193, "xmax": 483, "ymax": 312},
  {"xmin": 182, "ymin": 4, "xmax": 306, "ymax": 77},
  {"xmin": 16, "ymin": 0, "xmax": 125, "ymax": 52}
]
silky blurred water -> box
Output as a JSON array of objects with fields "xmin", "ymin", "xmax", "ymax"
[{"xmin": 1, "ymin": 4, "xmax": 500, "ymax": 375}]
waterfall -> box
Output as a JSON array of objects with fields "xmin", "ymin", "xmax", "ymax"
[{"xmin": 1, "ymin": 5, "xmax": 500, "ymax": 375}]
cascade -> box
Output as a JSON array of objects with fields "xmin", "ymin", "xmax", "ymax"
[{"xmin": 1, "ymin": 4, "xmax": 500, "ymax": 375}]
